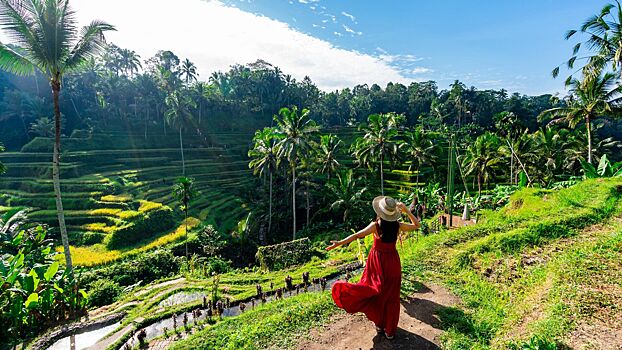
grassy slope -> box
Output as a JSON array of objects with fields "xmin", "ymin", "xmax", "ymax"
[
  {"xmin": 398, "ymin": 178, "xmax": 622, "ymax": 349},
  {"xmin": 166, "ymin": 178, "xmax": 622, "ymax": 350}
]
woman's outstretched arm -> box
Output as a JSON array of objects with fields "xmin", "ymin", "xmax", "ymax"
[
  {"xmin": 397, "ymin": 202, "xmax": 420, "ymax": 232},
  {"xmin": 326, "ymin": 221, "xmax": 376, "ymax": 251}
]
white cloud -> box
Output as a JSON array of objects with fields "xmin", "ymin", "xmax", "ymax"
[
  {"xmin": 411, "ymin": 67, "xmax": 433, "ymax": 74},
  {"xmin": 342, "ymin": 24, "xmax": 362, "ymax": 36},
  {"xmin": 333, "ymin": 31, "xmax": 343, "ymax": 37},
  {"xmin": 43, "ymin": 0, "xmax": 411, "ymax": 91},
  {"xmin": 341, "ymin": 11, "xmax": 356, "ymax": 22}
]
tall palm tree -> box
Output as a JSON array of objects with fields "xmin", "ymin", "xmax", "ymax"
[
  {"xmin": 352, "ymin": 113, "xmax": 404, "ymax": 195},
  {"xmin": 274, "ymin": 106, "xmax": 318, "ymax": 240},
  {"xmin": 460, "ymin": 132, "xmax": 503, "ymax": 196},
  {"xmin": 327, "ymin": 169, "xmax": 366, "ymax": 224},
  {"xmin": 119, "ymin": 48, "xmax": 141, "ymax": 77},
  {"xmin": 248, "ymin": 127, "xmax": 280, "ymax": 245},
  {"xmin": 193, "ymin": 81, "xmax": 208, "ymax": 125},
  {"xmin": 173, "ymin": 177, "xmax": 195, "ymax": 259},
  {"xmin": 401, "ymin": 127, "xmax": 437, "ymax": 186},
  {"xmin": 165, "ymin": 89, "xmax": 196, "ymax": 175},
  {"xmin": 0, "ymin": 0, "xmax": 114, "ymax": 277},
  {"xmin": 555, "ymin": 0, "xmax": 622, "ymax": 80},
  {"xmin": 180, "ymin": 58, "xmax": 198, "ymax": 85},
  {"xmin": 540, "ymin": 72, "xmax": 622, "ymax": 164},
  {"xmin": 315, "ymin": 134, "xmax": 342, "ymax": 181}
]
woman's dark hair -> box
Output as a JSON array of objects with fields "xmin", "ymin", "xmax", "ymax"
[{"xmin": 377, "ymin": 218, "xmax": 399, "ymax": 243}]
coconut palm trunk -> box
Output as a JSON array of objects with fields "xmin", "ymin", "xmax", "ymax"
[
  {"xmin": 184, "ymin": 205, "xmax": 188, "ymax": 259},
  {"xmin": 179, "ymin": 127, "xmax": 185, "ymax": 175},
  {"xmin": 292, "ymin": 164, "xmax": 297, "ymax": 240},
  {"xmin": 478, "ymin": 173, "xmax": 483, "ymax": 197},
  {"xmin": 267, "ymin": 172, "xmax": 272, "ymax": 244},
  {"xmin": 306, "ymin": 184, "xmax": 310, "ymax": 226},
  {"xmin": 380, "ymin": 152, "xmax": 384, "ymax": 195},
  {"xmin": 51, "ymin": 76, "xmax": 74, "ymax": 278},
  {"xmin": 586, "ymin": 115, "xmax": 592, "ymax": 164}
]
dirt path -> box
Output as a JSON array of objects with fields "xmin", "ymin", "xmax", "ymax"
[{"xmin": 296, "ymin": 283, "xmax": 460, "ymax": 350}]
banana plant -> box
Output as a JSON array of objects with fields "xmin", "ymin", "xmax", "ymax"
[
  {"xmin": 581, "ymin": 154, "xmax": 622, "ymax": 178},
  {"xmin": 1, "ymin": 226, "xmax": 87, "ymax": 346}
]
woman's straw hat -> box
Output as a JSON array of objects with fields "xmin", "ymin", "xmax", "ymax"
[{"xmin": 372, "ymin": 196, "xmax": 401, "ymax": 222}]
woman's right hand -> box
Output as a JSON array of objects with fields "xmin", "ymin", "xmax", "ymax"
[
  {"xmin": 326, "ymin": 240, "xmax": 340, "ymax": 251},
  {"xmin": 397, "ymin": 202, "xmax": 408, "ymax": 213}
]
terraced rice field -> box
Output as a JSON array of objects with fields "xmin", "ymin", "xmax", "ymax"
[{"xmin": 0, "ymin": 131, "xmax": 254, "ymax": 266}]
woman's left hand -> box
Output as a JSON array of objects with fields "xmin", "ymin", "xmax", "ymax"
[{"xmin": 326, "ymin": 240, "xmax": 341, "ymax": 251}]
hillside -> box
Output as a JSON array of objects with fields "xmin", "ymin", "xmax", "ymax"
[
  {"xmin": 0, "ymin": 131, "xmax": 254, "ymax": 266},
  {"xmin": 29, "ymin": 178, "xmax": 622, "ymax": 350}
]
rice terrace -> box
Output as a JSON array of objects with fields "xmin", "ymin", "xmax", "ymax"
[{"xmin": 2, "ymin": 1, "xmax": 622, "ymax": 349}]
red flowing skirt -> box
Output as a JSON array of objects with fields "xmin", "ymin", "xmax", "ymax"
[{"xmin": 331, "ymin": 238, "xmax": 401, "ymax": 336}]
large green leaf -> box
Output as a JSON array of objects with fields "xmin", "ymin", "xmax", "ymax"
[
  {"xmin": 518, "ymin": 171, "xmax": 528, "ymax": 188},
  {"xmin": 580, "ymin": 159, "xmax": 598, "ymax": 178},
  {"xmin": 44, "ymin": 262, "xmax": 59, "ymax": 281},
  {"xmin": 25, "ymin": 292, "xmax": 39, "ymax": 310},
  {"xmin": 28, "ymin": 269, "xmax": 40, "ymax": 290},
  {"xmin": 597, "ymin": 154, "xmax": 610, "ymax": 176}
]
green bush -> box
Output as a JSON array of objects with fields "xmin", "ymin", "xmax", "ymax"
[
  {"xmin": 79, "ymin": 232, "xmax": 105, "ymax": 246},
  {"xmin": 255, "ymin": 238, "xmax": 313, "ymax": 271},
  {"xmin": 87, "ymin": 279, "xmax": 121, "ymax": 307},
  {"xmin": 80, "ymin": 249, "xmax": 179, "ymax": 288},
  {"xmin": 106, "ymin": 206, "xmax": 175, "ymax": 249}
]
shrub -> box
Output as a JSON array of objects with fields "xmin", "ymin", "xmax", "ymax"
[
  {"xmin": 78, "ymin": 232, "xmax": 105, "ymax": 246},
  {"xmin": 255, "ymin": 238, "xmax": 313, "ymax": 271},
  {"xmin": 80, "ymin": 249, "xmax": 180, "ymax": 288},
  {"xmin": 88, "ymin": 279, "xmax": 121, "ymax": 307}
]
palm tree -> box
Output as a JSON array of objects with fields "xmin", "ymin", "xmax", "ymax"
[
  {"xmin": 119, "ymin": 48, "xmax": 141, "ymax": 76},
  {"xmin": 352, "ymin": 113, "xmax": 404, "ymax": 195},
  {"xmin": 540, "ymin": 72, "xmax": 622, "ymax": 164},
  {"xmin": 29, "ymin": 116, "xmax": 55, "ymax": 137},
  {"xmin": 0, "ymin": 0, "xmax": 114, "ymax": 277},
  {"xmin": 274, "ymin": 106, "xmax": 318, "ymax": 239},
  {"xmin": 461, "ymin": 132, "xmax": 503, "ymax": 196},
  {"xmin": 530, "ymin": 127, "xmax": 582, "ymax": 184},
  {"xmin": 165, "ymin": 89, "xmax": 196, "ymax": 175},
  {"xmin": 327, "ymin": 169, "xmax": 366, "ymax": 224},
  {"xmin": 173, "ymin": 177, "xmax": 195, "ymax": 259},
  {"xmin": 401, "ymin": 127, "xmax": 437, "ymax": 186},
  {"xmin": 315, "ymin": 134, "xmax": 342, "ymax": 181},
  {"xmin": 180, "ymin": 58, "xmax": 198, "ymax": 85},
  {"xmin": 555, "ymin": 0, "xmax": 622, "ymax": 80},
  {"xmin": 193, "ymin": 81, "xmax": 208, "ymax": 125},
  {"xmin": 499, "ymin": 130, "xmax": 537, "ymax": 184},
  {"xmin": 248, "ymin": 127, "xmax": 280, "ymax": 245}
]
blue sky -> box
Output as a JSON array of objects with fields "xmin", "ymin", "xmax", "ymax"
[
  {"xmin": 1, "ymin": 0, "xmax": 605, "ymax": 95},
  {"xmin": 222, "ymin": 0, "xmax": 606, "ymax": 95}
]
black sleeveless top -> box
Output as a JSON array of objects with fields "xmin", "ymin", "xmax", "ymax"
[{"xmin": 375, "ymin": 218, "xmax": 399, "ymax": 243}]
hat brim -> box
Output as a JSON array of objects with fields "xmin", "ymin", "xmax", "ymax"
[{"xmin": 372, "ymin": 196, "xmax": 401, "ymax": 222}]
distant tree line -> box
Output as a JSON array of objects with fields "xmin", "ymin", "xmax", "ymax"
[{"xmin": 5, "ymin": 43, "xmax": 622, "ymax": 151}]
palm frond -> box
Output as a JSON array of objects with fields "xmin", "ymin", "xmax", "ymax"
[
  {"xmin": 64, "ymin": 20, "xmax": 115, "ymax": 72},
  {"xmin": 0, "ymin": 42, "xmax": 34, "ymax": 75}
]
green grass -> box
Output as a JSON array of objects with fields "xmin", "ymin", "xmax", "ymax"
[
  {"xmin": 392, "ymin": 178, "xmax": 622, "ymax": 349},
  {"xmin": 170, "ymin": 292, "xmax": 335, "ymax": 350}
]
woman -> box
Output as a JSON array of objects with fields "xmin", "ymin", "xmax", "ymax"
[{"xmin": 326, "ymin": 196, "xmax": 420, "ymax": 339}]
